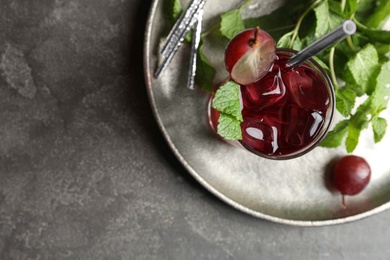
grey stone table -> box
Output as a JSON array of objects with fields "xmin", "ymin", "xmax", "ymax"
[{"xmin": 0, "ymin": 1, "xmax": 389, "ymax": 259}]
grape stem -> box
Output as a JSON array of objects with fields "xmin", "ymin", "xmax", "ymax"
[
  {"xmin": 249, "ymin": 27, "xmax": 260, "ymax": 46},
  {"xmin": 342, "ymin": 195, "xmax": 347, "ymax": 209}
]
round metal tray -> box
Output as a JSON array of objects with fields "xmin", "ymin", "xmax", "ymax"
[{"xmin": 144, "ymin": 0, "xmax": 390, "ymax": 226}]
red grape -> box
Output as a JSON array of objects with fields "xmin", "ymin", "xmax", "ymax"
[
  {"xmin": 225, "ymin": 27, "xmax": 276, "ymax": 85},
  {"xmin": 332, "ymin": 155, "xmax": 371, "ymax": 207}
]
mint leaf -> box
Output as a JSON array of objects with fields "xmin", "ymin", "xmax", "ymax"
[
  {"xmin": 164, "ymin": 0, "xmax": 182, "ymax": 26},
  {"xmin": 350, "ymin": 98, "xmax": 371, "ymax": 129},
  {"xmin": 212, "ymin": 81, "xmax": 243, "ymax": 121},
  {"xmin": 212, "ymin": 81, "xmax": 243, "ymax": 140},
  {"xmin": 217, "ymin": 113, "xmax": 242, "ymax": 140},
  {"xmin": 355, "ymin": 0, "xmax": 376, "ymax": 22},
  {"xmin": 346, "ymin": 44, "xmax": 379, "ymax": 94},
  {"xmin": 345, "ymin": 98, "xmax": 371, "ymax": 152},
  {"xmin": 345, "ymin": 123, "xmax": 362, "ymax": 153},
  {"xmin": 314, "ymin": 0, "xmax": 343, "ymax": 38},
  {"xmin": 343, "ymin": 0, "xmax": 359, "ymax": 17},
  {"xmin": 376, "ymin": 44, "xmax": 390, "ymax": 63},
  {"xmin": 220, "ymin": 9, "xmax": 245, "ymax": 40},
  {"xmin": 277, "ymin": 31, "xmax": 304, "ymax": 50},
  {"xmin": 376, "ymin": 44, "xmax": 390, "ymax": 54},
  {"xmin": 277, "ymin": 31, "xmax": 293, "ymax": 48},
  {"xmin": 360, "ymin": 28, "xmax": 390, "ymax": 44},
  {"xmin": 372, "ymin": 116, "xmax": 387, "ymax": 142},
  {"xmin": 196, "ymin": 40, "xmax": 216, "ymax": 93},
  {"xmin": 291, "ymin": 36, "xmax": 304, "ymax": 51},
  {"xmin": 369, "ymin": 63, "xmax": 390, "ymax": 115},
  {"xmin": 366, "ymin": 0, "xmax": 390, "ymax": 29},
  {"xmin": 335, "ymin": 86, "xmax": 357, "ymax": 117},
  {"xmin": 320, "ymin": 120, "xmax": 349, "ymax": 148}
]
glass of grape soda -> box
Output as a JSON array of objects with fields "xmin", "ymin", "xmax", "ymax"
[{"xmin": 208, "ymin": 21, "xmax": 356, "ymax": 160}]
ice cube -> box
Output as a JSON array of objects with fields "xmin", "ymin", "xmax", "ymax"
[
  {"xmin": 241, "ymin": 68, "xmax": 286, "ymax": 110},
  {"xmin": 241, "ymin": 115, "xmax": 279, "ymax": 154},
  {"xmin": 284, "ymin": 105, "xmax": 324, "ymax": 147},
  {"xmin": 283, "ymin": 67, "xmax": 329, "ymax": 110}
]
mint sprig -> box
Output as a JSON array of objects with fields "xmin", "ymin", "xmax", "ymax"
[
  {"xmin": 322, "ymin": 62, "xmax": 390, "ymax": 152},
  {"xmin": 212, "ymin": 81, "xmax": 243, "ymax": 140},
  {"xmin": 216, "ymin": 113, "xmax": 243, "ymax": 140},
  {"xmin": 346, "ymin": 44, "xmax": 379, "ymax": 95}
]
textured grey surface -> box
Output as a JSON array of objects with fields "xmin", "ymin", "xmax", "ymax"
[{"xmin": 1, "ymin": 0, "xmax": 390, "ymax": 259}]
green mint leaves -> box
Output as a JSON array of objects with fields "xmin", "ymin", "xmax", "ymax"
[
  {"xmin": 195, "ymin": 40, "xmax": 216, "ymax": 93},
  {"xmin": 216, "ymin": 114, "xmax": 242, "ymax": 140},
  {"xmin": 212, "ymin": 81, "xmax": 243, "ymax": 140},
  {"xmin": 212, "ymin": 81, "xmax": 243, "ymax": 121},
  {"xmin": 346, "ymin": 44, "xmax": 379, "ymax": 94},
  {"xmin": 220, "ymin": 9, "xmax": 246, "ymax": 40},
  {"xmin": 313, "ymin": 0, "xmax": 390, "ymax": 153},
  {"xmin": 314, "ymin": 0, "xmax": 343, "ymax": 39},
  {"xmin": 322, "ymin": 62, "xmax": 390, "ymax": 152},
  {"xmin": 372, "ymin": 116, "xmax": 388, "ymax": 143}
]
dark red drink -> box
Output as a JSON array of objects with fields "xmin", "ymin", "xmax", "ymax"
[{"xmin": 209, "ymin": 49, "xmax": 335, "ymax": 159}]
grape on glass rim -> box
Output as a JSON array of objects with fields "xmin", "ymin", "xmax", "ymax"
[
  {"xmin": 225, "ymin": 27, "xmax": 276, "ymax": 85},
  {"xmin": 332, "ymin": 155, "xmax": 371, "ymax": 208}
]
